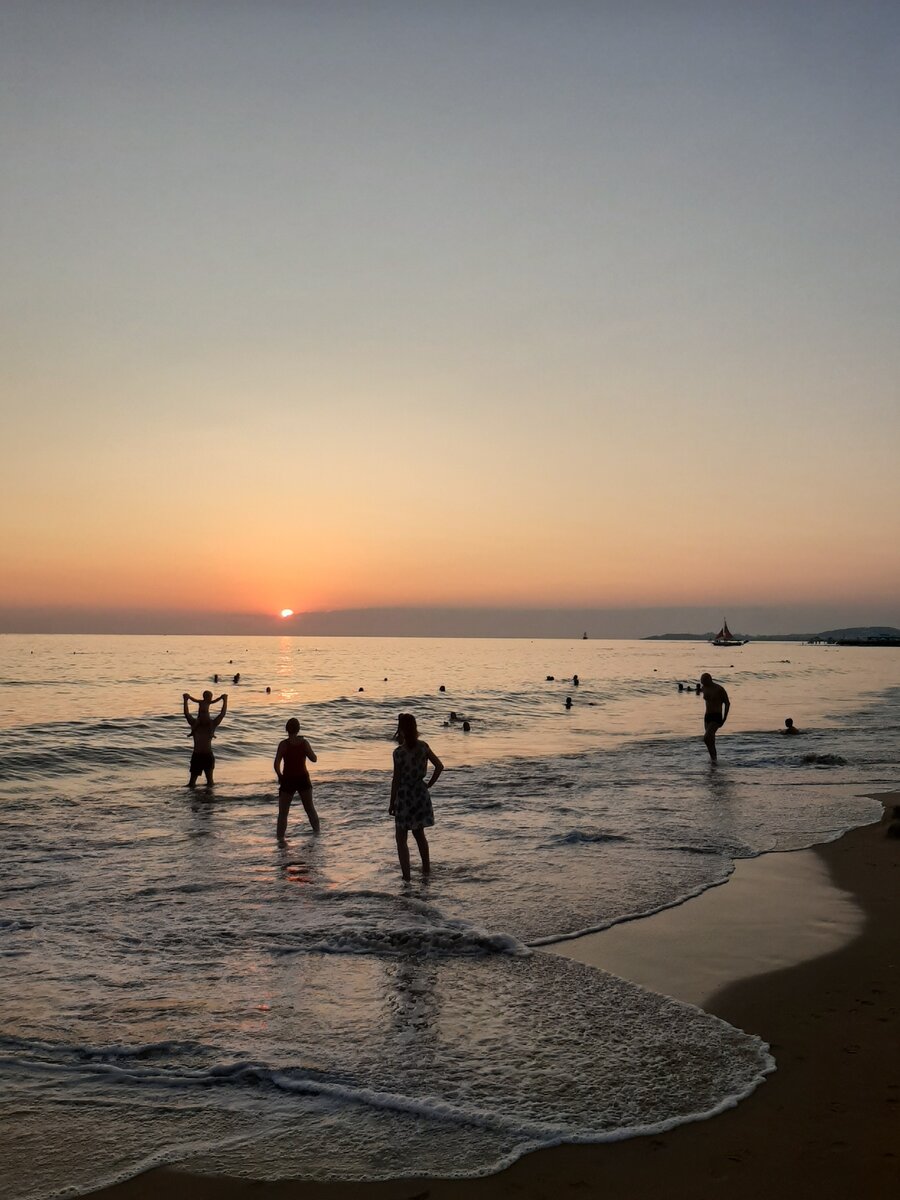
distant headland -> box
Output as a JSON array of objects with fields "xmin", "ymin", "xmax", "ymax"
[
  {"xmin": 644, "ymin": 626, "xmax": 900, "ymax": 645},
  {"xmin": 3, "ymin": 606, "xmax": 899, "ymax": 640}
]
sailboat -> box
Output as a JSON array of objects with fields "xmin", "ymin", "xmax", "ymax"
[{"xmin": 711, "ymin": 619, "xmax": 748, "ymax": 648}]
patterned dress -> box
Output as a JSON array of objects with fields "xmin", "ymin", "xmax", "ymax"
[{"xmin": 392, "ymin": 741, "xmax": 434, "ymax": 831}]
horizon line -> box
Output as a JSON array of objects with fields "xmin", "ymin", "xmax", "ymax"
[{"xmin": 1, "ymin": 603, "xmax": 896, "ymax": 639}]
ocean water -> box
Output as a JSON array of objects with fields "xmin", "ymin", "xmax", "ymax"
[{"xmin": 1, "ymin": 634, "xmax": 895, "ymax": 1198}]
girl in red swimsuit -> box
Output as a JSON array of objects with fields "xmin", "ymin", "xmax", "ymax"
[{"xmin": 273, "ymin": 718, "xmax": 319, "ymax": 839}]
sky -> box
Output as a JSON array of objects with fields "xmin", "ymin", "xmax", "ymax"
[{"xmin": 1, "ymin": 1, "xmax": 898, "ymax": 635}]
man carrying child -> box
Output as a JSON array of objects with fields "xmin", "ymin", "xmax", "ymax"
[{"xmin": 182, "ymin": 691, "xmax": 228, "ymax": 788}]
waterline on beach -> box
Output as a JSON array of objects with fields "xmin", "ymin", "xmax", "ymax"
[{"xmin": 547, "ymin": 841, "xmax": 868, "ymax": 1009}]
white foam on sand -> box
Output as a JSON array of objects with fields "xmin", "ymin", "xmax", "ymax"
[{"xmin": 3, "ymin": 954, "xmax": 775, "ymax": 1198}]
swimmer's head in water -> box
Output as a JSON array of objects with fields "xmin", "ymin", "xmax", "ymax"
[
  {"xmin": 700, "ymin": 673, "xmax": 712, "ymax": 686},
  {"xmin": 785, "ymin": 717, "xmax": 794, "ymax": 728},
  {"xmin": 285, "ymin": 717, "xmax": 300, "ymax": 735},
  {"xmin": 202, "ymin": 690, "xmax": 213, "ymax": 701}
]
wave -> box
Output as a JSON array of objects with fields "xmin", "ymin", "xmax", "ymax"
[
  {"xmin": 544, "ymin": 830, "xmax": 630, "ymax": 846},
  {"xmin": 264, "ymin": 897, "xmax": 529, "ymax": 959},
  {"xmin": 133, "ymin": 882, "xmax": 222, "ymax": 898},
  {"xmin": 1, "ymin": 1048, "xmax": 758, "ymax": 1149},
  {"xmin": 2, "ymin": 953, "xmax": 776, "ymax": 1158},
  {"xmin": 670, "ymin": 844, "xmax": 730, "ymax": 856},
  {"xmin": 269, "ymin": 924, "xmax": 528, "ymax": 959},
  {"xmin": 0, "ymin": 1034, "xmax": 207, "ymax": 1061}
]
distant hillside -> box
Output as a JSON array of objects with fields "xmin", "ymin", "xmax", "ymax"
[
  {"xmin": 643, "ymin": 631, "xmax": 792, "ymax": 641},
  {"xmin": 817, "ymin": 626, "xmax": 900, "ymax": 640},
  {"xmin": 645, "ymin": 626, "xmax": 900, "ymax": 643}
]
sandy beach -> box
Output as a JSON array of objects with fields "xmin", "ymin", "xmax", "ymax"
[{"xmin": 83, "ymin": 791, "xmax": 899, "ymax": 1200}]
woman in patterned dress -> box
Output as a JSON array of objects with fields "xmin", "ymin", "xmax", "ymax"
[{"xmin": 389, "ymin": 713, "xmax": 444, "ymax": 881}]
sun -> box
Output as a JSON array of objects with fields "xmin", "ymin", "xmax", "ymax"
[{"xmin": 280, "ymin": 609, "xmax": 294, "ymax": 618}]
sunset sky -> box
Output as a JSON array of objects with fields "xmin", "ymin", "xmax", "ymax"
[{"xmin": 2, "ymin": 2, "xmax": 898, "ymax": 634}]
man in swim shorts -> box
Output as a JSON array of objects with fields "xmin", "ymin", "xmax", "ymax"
[
  {"xmin": 699, "ymin": 673, "xmax": 730, "ymax": 762},
  {"xmin": 183, "ymin": 691, "xmax": 228, "ymax": 788}
]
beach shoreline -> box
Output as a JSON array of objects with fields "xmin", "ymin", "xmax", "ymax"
[
  {"xmin": 544, "ymin": 831, "xmax": 870, "ymax": 1010},
  {"xmin": 81, "ymin": 792, "xmax": 899, "ymax": 1200}
]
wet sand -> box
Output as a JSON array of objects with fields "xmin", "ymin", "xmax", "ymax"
[
  {"xmin": 546, "ymin": 840, "xmax": 866, "ymax": 1009},
  {"xmin": 84, "ymin": 793, "xmax": 900, "ymax": 1200}
]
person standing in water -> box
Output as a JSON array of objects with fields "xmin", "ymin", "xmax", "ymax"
[
  {"xmin": 389, "ymin": 713, "xmax": 443, "ymax": 882},
  {"xmin": 273, "ymin": 718, "xmax": 319, "ymax": 839},
  {"xmin": 699, "ymin": 673, "xmax": 730, "ymax": 762},
  {"xmin": 183, "ymin": 691, "xmax": 228, "ymax": 788}
]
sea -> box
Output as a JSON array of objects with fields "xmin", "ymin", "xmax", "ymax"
[{"xmin": 1, "ymin": 634, "xmax": 897, "ymax": 1198}]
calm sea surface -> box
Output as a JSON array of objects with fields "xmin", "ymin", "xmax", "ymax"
[{"xmin": 1, "ymin": 635, "xmax": 896, "ymax": 1197}]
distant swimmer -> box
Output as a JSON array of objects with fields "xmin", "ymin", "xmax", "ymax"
[
  {"xmin": 699, "ymin": 673, "xmax": 730, "ymax": 763},
  {"xmin": 274, "ymin": 718, "xmax": 319, "ymax": 839},
  {"xmin": 573, "ymin": 675, "xmax": 580, "ymax": 686},
  {"xmin": 389, "ymin": 713, "xmax": 443, "ymax": 883},
  {"xmin": 782, "ymin": 717, "xmax": 800, "ymax": 735},
  {"xmin": 233, "ymin": 673, "xmax": 241, "ymax": 685},
  {"xmin": 462, "ymin": 721, "xmax": 471, "ymax": 732},
  {"xmin": 183, "ymin": 691, "xmax": 228, "ymax": 788},
  {"xmin": 565, "ymin": 696, "xmax": 573, "ymax": 709}
]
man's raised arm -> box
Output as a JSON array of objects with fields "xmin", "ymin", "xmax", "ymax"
[{"xmin": 212, "ymin": 694, "xmax": 228, "ymax": 726}]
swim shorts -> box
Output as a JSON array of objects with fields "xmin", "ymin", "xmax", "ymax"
[
  {"xmin": 703, "ymin": 715, "xmax": 724, "ymax": 730},
  {"xmin": 279, "ymin": 773, "xmax": 311, "ymax": 796},
  {"xmin": 190, "ymin": 751, "xmax": 215, "ymax": 774}
]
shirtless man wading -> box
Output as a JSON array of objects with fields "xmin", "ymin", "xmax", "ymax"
[
  {"xmin": 699, "ymin": 673, "xmax": 730, "ymax": 762},
  {"xmin": 183, "ymin": 691, "xmax": 228, "ymax": 788}
]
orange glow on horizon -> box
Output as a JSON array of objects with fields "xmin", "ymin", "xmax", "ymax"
[{"xmin": 1, "ymin": 8, "xmax": 899, "ymax": 632}]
